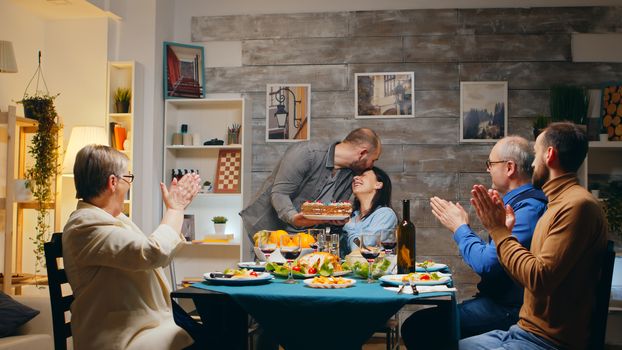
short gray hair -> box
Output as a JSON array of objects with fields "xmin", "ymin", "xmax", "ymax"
[
  {"xmin": 497, "ymin": 136, "xmax": 534, "ymax": 179},
  {"xmin": 74, "ymin": 144, "xmax": 128, "ymax": 201}
]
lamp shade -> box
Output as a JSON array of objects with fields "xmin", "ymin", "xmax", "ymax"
[
  {"xmin": 0, "ymin": 40, "xmax": 18, "ymax": 73},
  {"xmin": 62, "ymin": 126, "xmax": 108, "ymax": 175}
]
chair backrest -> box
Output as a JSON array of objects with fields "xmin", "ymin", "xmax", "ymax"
[
  {"xmin": 44, "ymin": 232, "xmax": 74, "ymax": 350},
  {"xmin": 589, "ymin": 240, "xmax": 615, "ymax": 350}
]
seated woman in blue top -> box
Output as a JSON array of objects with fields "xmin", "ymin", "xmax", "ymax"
[{"xmin": 343, "ymin": 166, "xmax": 397, "ymax": 254}]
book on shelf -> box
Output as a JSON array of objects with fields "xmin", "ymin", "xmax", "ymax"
[
  {"xmin": 192, "ymin": 233, "xmax": 234, "ymax": 243},
  {"xmin": 109, "ymin": 122, "xmax": 127, "ymax": 151}
]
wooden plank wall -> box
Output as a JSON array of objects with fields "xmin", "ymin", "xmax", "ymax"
[{"xmin": 192, "ymin": 7, "xmax": 622, "ymax": 299}]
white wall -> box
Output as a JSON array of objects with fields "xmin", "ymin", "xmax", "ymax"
[
  {"xmin": 106, "ymin": 0, "xmax": 175, "ymax": 232},
  {"xmin": 0, "ymin": 0, "xmax": 108, "ymax": 275}
]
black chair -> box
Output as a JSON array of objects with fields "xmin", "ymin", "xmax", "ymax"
[
  {"xmin": 44, "ymin": 232, "xmax": 74, "ymax": 350},
  {"xmin": 589, "ymin": 240, "xmax": 615, "ymax": 350}
]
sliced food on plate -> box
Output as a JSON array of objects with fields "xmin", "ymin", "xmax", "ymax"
[
  {"xmin": 304, "ymin": 276, "xmax": 356, "ymax": 289},
  {"xmin": 415, "ymin": 260, "xmax": 448, "ymax": 272},
  {"xmin": 379, "ymin": 272, "xmax": 452, "ymax": 286}
]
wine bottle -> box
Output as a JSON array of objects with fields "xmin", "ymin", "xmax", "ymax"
[{"xmin": 397, "ymin": 199, "xmax": 416, "ymax": 274}]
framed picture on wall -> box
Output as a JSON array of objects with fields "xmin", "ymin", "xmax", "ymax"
[
  {"xmin": 355, "ymin": 72, "xmax": 414, "ymax": 119},
  {"xmin": 460, "ymin": 81, "xmax": 508, "ymax": 143},
  {"xmin": 265, "ymin": 84, "xmax": 311, "ymax": 142},
  {"xmin": 163, "ymin": 41, "xmax": 205, "ymax": 99}
]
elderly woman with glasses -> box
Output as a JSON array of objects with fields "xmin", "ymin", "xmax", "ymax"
[{"xmin": 62, "ymin": 145, "xmax": 203, "ymax": 350}]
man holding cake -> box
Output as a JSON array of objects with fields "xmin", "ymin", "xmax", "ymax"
[{"xmin": 240, "ymin": 128, "xmax": 382, "ymax": 243}]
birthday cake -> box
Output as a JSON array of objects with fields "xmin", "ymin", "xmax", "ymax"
[{"xmin": 301, "ymin": 201, "xmax": 353, "ymax": 217}]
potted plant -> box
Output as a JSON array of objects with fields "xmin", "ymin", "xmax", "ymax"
[
  {"xmin": 114, "ymin": 87, "xmax": 131, "ymax": 113},
  {"xmin": 603, "ymin": 181, "xmax": 622, "ymax": 243},
  {"xmin": 20, "ymin": 93, "xmax": 62, "ymax": 275},
  {"xmin": 18, "ymin": 93, "xmax": 59, "ymax": 121},
  {"xmin": 211, "ymin": 216, "xmax": 228, "ymax": 235},
  {"xmin": 202, "ymin": 180, "xmax": 212, "ymax": 193},
  {"xmin": 532, "ymin": 115, "xmax": 551, "ymax": 139}
]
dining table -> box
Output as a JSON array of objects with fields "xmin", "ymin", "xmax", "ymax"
[{"xmin": 172, "ymin": 271, "xmax": 459, "ymax": 350}]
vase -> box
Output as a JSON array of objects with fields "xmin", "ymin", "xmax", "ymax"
[
  {"xmin": 115, "ymin": 101, "xmax": 130, "ymax": 113},
  {"xmin": 214, "ymin": 223, "xmax": 226, "ymax": 235}
]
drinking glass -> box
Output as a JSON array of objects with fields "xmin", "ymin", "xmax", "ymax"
[
  {"xmin": 280, "ymin": 234, "xmax": 301, "ymax": 284},
  {"xmin": 360, "ymin": 233, "xmax": 381, "ymax": 283},
  {"xmin": 258, "ymin": 235, "xmax": 276, "ymax": 262},
  {"xmin": 307, "ymin": 228, "xmax": 325, "ymax": 252},
  {"xmin": 380, "ymin": 229, "xmax": 397, "ymax": 255}
]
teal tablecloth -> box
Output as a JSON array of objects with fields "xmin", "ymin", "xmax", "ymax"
[{"xmin": 191, "ymin": 277, "xmax": 457, "ymax": 350}]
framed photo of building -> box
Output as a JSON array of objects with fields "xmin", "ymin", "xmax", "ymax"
[
  {"xmin": 163, "ymin": 42, "xmax": 205, "ymax": 99},
  {"xmin": 266, "ymin": 84, "xmax": 311, "ymax": 142},
  {"xmin": 355, "ymin": 72, "xmax": 414, "ymax": 119},
  {"xmin": 460, "ymin": 81, "xmax": 508, "ymax": 143}
]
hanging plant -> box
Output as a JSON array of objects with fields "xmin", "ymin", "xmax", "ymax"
[{"xmin": 16, "ymin": 51, "xmax": 62, "ymax": 276}]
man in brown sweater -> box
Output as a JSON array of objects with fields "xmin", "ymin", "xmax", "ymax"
[{"xmin": 461, "ymin": 122, "xmax": 607, "ymax": 350}]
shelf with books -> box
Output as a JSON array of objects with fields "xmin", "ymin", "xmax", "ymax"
[
  {"xmin": 106, "ymin": 61, "xmax": 135, "ymax": 217},
  {"xmin": 164, "ymin": 97, "xmax": 251, "ymax": 269}
]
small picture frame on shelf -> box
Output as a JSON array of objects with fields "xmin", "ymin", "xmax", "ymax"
[
  {"xmin": 266, "ymin": 84, "xmax": 311, "ymax": 142},
  {"xmin": 355, "ymin": 72, "xmax": 414, "ymax": 119},
  {"xmin": 460, "ymin": 81, "xmax": 507, "ymax": 143},
  {"xmin": 163, "ymin": 42, "xmax": 206, "ymax": 99},
  {"xmin": 182, "ymin": 214, "xmax": 195, "ymax": 241}
]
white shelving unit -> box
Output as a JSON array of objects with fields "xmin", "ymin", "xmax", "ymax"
[
  {"xmin": 579, "ymin": 141, "xmax": 622, "ymax": 188},
  {"xmin": 163, "ymin": 98, "xmax": 250, "ymax": 282},
  {"xmin": 106, "ymin": 61, "xmax": 135, "ymax": 217}
]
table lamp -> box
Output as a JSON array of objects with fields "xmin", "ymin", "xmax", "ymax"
[{"xmin": 62, "ymin": 126, "xmax": 108, "ymax": 176}]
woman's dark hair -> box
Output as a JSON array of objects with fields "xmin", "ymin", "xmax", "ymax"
[{"xmin": 352, "ymin": 166, "xmax": 393, "ymax": 220}]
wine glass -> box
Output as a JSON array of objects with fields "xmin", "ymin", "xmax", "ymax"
[
  {"xmin": 380, "ymin": 229, "xmax": 397, "ymax": 255},
  {"xmin": 280, "ymin": 234, "xmax": 301, "ymax": 284},
  {"xmin": 308, "ymin": 228, "xmax": 325, "ymax": 252},
  {"xmin": 258, "ymin": 235, "xmax": 276, "ymax": 262},
  {"xmin": 360, "ymin": 233, "xmax": 381, "ymax": 283}
]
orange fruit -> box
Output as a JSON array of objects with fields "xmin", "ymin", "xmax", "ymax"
[
  {"xmin": 298, "ymin": 232, "xmax": 316, "ymax": 248},
  {"xmin": 613, "ymin": 93, "xmax": 621, "ymax": 103},
  {"xmin": 607, "ymin": 104, "xmax": 617, "ymax": 115},
  {"xmin": 270, "ymin": 230, "xmax": 289, "ymax": 247}
]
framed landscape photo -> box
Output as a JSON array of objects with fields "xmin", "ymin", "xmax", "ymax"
[
  {"xmin": 460, "ymin": 81, "xmax": 508, "ymax": 143},
  {"xmin": 266, "ymin": 84, "xmax": 311, "ymax": 142},
  {"xmin": 163, "ymin": 41, "xmax": 205, "ymax": 99},
  {"xmin": 355, "ymin": 72, "xmax": 414, "ymax": 119}
]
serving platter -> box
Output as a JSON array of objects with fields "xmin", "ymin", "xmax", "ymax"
[
  {"xmin": 303, "ymin": 277, "xmax": 356, "ymax": 289},
  {"xmin": 203, "ymin": 272, "xmax": 273, "ymax": 285},
  {"xmin": 302, "ymin": 214, "xmax": 349, "ymax": 220},
  {"xmin": 379, "ymin": 273, "xmax": 451, "ymax": 286}
]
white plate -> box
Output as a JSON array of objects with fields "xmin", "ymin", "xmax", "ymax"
[
  {"xmin": 379, "ymin": 273, "xmax": 451, "ymax": 286},
  {"xmin": 302, "ymin": 214, "xmax": 350, "ymax": 220},
  {"xmin": 237, "ymin": 261, "xmax": 267, "ymax": 271},
  {"xmin": 303, "ymin": 277, "xmax": 356, "ymax": 289},
  {"xmin": 415, "ymin": 262, "xmax": 448, "ymax": 272},
  {"xmin": 203, "ymin": 271, "xmax": 273, "ymax": 285}
]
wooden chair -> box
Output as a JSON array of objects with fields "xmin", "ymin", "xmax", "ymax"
[
  {"xmin": 589, "ymin": 240, "xmax": 615, "ymax": 350},
  {"xmin": 44, "ymin": 232, "xmax": 74, "ymax": 350}
]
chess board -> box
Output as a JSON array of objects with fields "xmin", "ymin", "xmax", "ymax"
[{"xmin": 214, "ymin": 149, "xmax": 241, "ymax": 193}]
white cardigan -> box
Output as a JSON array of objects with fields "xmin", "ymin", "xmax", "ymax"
[{"xmin": 62, "ymin": 201, "xmax": 193, "ymax": 350}]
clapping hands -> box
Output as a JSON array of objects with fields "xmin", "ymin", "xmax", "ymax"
[
  {"xmin": 429, "ymin": 197, "xmax": 469, "ymax": 233},
  {"xmin": 470, "ymin": 185, "xmax": 515, "ymax": 241},
  {"xmin": 161, "ymin": 173, "xmax": 201, "ymax": 211}
]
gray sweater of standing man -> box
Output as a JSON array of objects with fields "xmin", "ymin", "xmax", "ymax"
[{"xmin": 240, "ymin": 141, "xmax": 353, "ymax": 241}]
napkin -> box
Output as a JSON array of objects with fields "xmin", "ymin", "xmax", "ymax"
[{"xmin": 384, "ymin": 285, "xmax": 457, "ymax": 294}]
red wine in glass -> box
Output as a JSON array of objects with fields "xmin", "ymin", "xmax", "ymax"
[
  {"xmin": 381, "ymin": 241, "xmax": 397, "ymax": 250},
  {"xmin": 281, "ymin": 248, "xmax": 301, "ymax": 260},
  {"xmin": 361, "ymin": 248, "xmax": 380, "ymax": 261}
]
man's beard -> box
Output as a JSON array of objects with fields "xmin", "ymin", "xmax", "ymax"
[
  {"xmin": 532, "ymin": 161, "xmax": 549, "ymax": 190},
  {"xmin": 350, "ymin": 159, "xmax": 369, "ymax": 175}
]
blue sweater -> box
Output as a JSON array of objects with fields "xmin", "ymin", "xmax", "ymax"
[
  {"xmin": 454, "ymin": 184, "xmax": 547, "ymax": 306},
  {"xmin": 343, "ymin": 207, "xmax": 398, "ymax": 254}
]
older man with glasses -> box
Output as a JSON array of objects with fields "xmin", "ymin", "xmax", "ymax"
[{"xmin": 401, "ymin": 136, "xmax": 548, "ymax": 349}]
